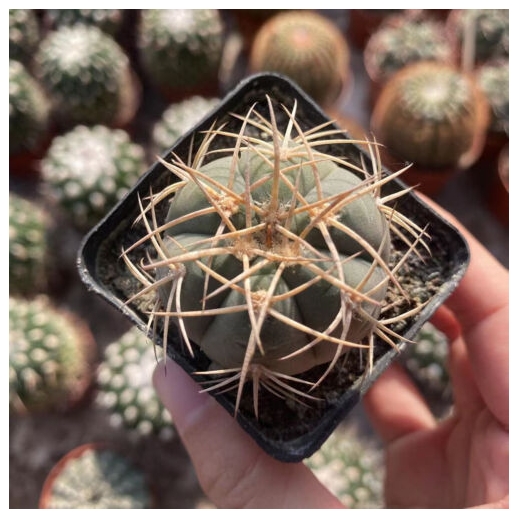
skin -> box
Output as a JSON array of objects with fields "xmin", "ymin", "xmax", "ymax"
[{"xmin": 152, "ymin": 197, "xmax": 509, "ymax": 509}]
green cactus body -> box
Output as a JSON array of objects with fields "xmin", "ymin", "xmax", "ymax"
[
  {"xmin": 96, "ymin": 327, "xmax": 175, "ymax": 441},
  {"xmin": 364, "ymin": 16, "xmax": 453, "ymax": 85},
  {"xmin": 137, "ymin": 9, "xmax": 224, "ymax": 95},
  {"xmin": 41, "ymin": 445, "xmax": 153, "ymax": 509},
  {"xmin": 123, "ymin": 97, "xmax": 429, "ymax": 416},
  {"xmin": 9, "ymin": 296, "xmax": 95, "ymax": 414},
  {"xmin": 249, "ymin": 11, "xmax": 351, "ymax": 107},
  {"xmin": 9, "ymin": 59, "xmax": 51, "ymax": 156},
  {"xmin": 45, "ymin": 9, "xmax": 124, "ymax": 36},
  {"xmin": 41, "ymin": 125, "xmax": 146, "ymax": 230},
  {"xmin": 371, "ymin": 61, "xmax": 489, "ymax": 169},
  {"xmin": 305, "ymin": 424, "xmax": 384, "ymax": 508},
  {"xmin": 9, "ymin": 9, "xmax": 40, "ymax": 66},
  {"xmin": 9, "ymin": 193, "xmax": 51, "ymax": 296},
  {"xmin": 152, "ymin": 96, "xmax": 220, "ymax": 156},
  {"xmin": 36, "ymin": 24, "xmax": 138, "ymax": 128}
]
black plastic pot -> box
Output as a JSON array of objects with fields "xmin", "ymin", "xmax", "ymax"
[{"xmin": 78, "ymin": 73, "xmax": 470, "ymax": 463}]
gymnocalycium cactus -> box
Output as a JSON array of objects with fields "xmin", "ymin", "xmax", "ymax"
[
  {"xmin": 137, "ymin": 9, "xmax": 224, "ymax": 97},
  {"xmin": 9, "ymin": 59, "xmax": 51, "ymax": 157},
  {"xmin": 40, "ymin": 445, "xmax": 153, "ymax": 509},
  {"xmin": 249, "ymin": 11, "xmax": 351, "ymax": 108},
  {"xmin": 123, "ymin": 96, "xmax": 430, "ymax": 418},
  {"xmin": 9, "ymin": 193, "xmax": 52, "ymax": 296},
  {"xmin": 96, "ymin": 327, "xmax": 175, "ymax": 441},
  {"xmin": 9, "ymin": 9, "xmax": 41, "ymax": 66},
  {"xmin": 35, "ymin": 24, "xmax": 139, "ymax": 129},
  {"xmin": 9, "ymin": 296, "xmax": 95, "ymax": 414},
  {"xmin": 41, "ymin": 125, "xmax": 147, "ymax": 231},
  {"xmin": 45, "ymin": 9, "xmax": 124, "ymax": 36}
]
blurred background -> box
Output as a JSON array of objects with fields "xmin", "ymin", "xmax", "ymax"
[{"xmin": 9, "ymin": 9, "xmax": 508, "ymax": 509}]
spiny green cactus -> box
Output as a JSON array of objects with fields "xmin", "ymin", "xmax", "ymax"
[
  {"xmin": 9, "ymin": 9, "xmax": 40, "ymax": 66},
  {"xmin": 9, "ymin": 296, "xmax": 95, "ymax": 414},
  {"xmin": 152, "ymin": 96, "xmax": 220, "ymax": 156},
  {"xmin": 371, "ymin": 61, "xmax": 489, "ymax": 169},
  {"xmin": 40, "ymin": 125, "xmax": 146, "ymax": 231},
  {"xmin": 9, "ymin": 193, "xmax": 52, "ymax": 296},
  {"xmin": 96, "ymin": 327, "xmax": 175, "ymax": 441},
  {"xmin": 364, "ymin": 16, "xmax": 453, "ymax": 85},
  {"xmin": 45, "ymin": 9, "xmax": 124, "ymax": 36},
  {"xmin": 305, "ymin": 423, "xmax": 384, "ymax": 508},
  {"xmin": 249, "ymin": 11, "xmax": 351, "ymax": 107},
  {"xmin": 475, "ymin": 60, "xmax": 509, "ymax": 135},
  {"xmin": 9, "ymin": 59, "xmax": 51, "ymax": 156},
  {"xmin": 123, "ymin": 96, "xmax": 430, "ymax": 418},
  {"xmin": 137, "ymin": 9, "xmax": 224, "ymax": 95},
  {"xmin": 35, "ymin": 24, "xmax": 139, "ymax": 128},
  {"xmin": 40, "ymin": 445, "xmax": 153, "ymax": 509}
]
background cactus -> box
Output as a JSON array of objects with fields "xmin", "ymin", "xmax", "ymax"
[
  {"xmin": 371, "ymin": 61, "xmax": 490, "ymax": 171},
  {"xmin": 9, "ymin": 193, "xmax": 52, "ymax": 296},
  {"xmin": 40, "ymin": 125, "xmax": 147, "ymax": 231},
  {"xmin": 305, "ymin": 423, "xmax": 384, "ymax": 508},
  {"xmin": 249, "ymin": 11, "xmax": 351, "ymax": 108},
  {"xmin": 35, "ymin": 24, "xmax": 140, "ymax": 129},
  {"xmin": 95, "ymin": 327, "xmax": 176, "ymax": 441},
  {"xmin": 9, "ymin": 9, "xmax": 41, "ymax": 67},
  {"xmin": 44, "ymin": 9, "xmax": 124, "ymax": 36},
  {"xmin": 39, "ymin": 445, "xmax": 153, "ymax": 509},
  {"xmin": 137, "ymin": 9, "xmax": 224, "ymax": 99},
  {"xmin": 151, "ymin": 96, "xmax": 220, "ymax": 157},
  {"xmin": 9, "ymin": 296, "xmax": 96, "ymax": 414},
  {"xmin": 9, "ymin": 59, "xmax": 51, "ymax": 158}
]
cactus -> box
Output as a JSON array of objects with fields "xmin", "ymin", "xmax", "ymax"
[
  {"xmin": 9, "ymin": 296, "xmax": 95, "ymax": 414},
  {"xmin": 371, "ymin": 61, "xmax": 489, "ymax": 169},
  {"xmin": 45, "ymin": 9, "xmax": 124, "ymax": 36},
  {"xmin": 40, "ymin": 445, "xmax": 153, "ymax": 509},
  {"xmin": 35, "ymin": 24, "xmax": 139, "ymax": 129},
  {"xmin": 364, "ymin": 15, "xmax": 453, "ymax": 86},
  {"xmin": 249, "ymin": 11, "xmax": 351, "ymax": 108},
  {"xmin": 305, "ymin": 423, "xmax": 384, "ymax": 508},
  {"xmin": 9, "ymin": 59, "xmax": 51, "ymax": 157},
  {"xmin": 9, "ymin": 193, "xmax": 52, "ymax": 296},
  {"xmin": 96, "ymin": 327, "xmax": 175, "ymax": 441},
  {"xmin": 122, "ymin": 96, "xmax": 430, "ymax": 418},
  {"xmin": 9, "ymin": 9, "xmax": 40, "ymax": 67},
  {"xmin": 151, "ymin": 96, "xmax": 220, "ymax": 156},
  {"xmin": 40, "ymin": 125, "xmax": 147, "ymax": 231},
  {"xmin": 137, "ymin": 9, "xmax": 224, "ymax": 96}
]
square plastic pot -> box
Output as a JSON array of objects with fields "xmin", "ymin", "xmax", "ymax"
[{"xmin": 78, "ymin": 73, "xmax": 470, "ymax": 463}]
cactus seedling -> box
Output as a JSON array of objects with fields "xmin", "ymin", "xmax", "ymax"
[
  {"xmin": 44, "ymin": 9, "xmax": 124, "ymax": 36},
  {"xmin": 122, "ymin": 95, "xmax": 430, "ymax": 420},
  {"xmin": 9, "ymin": 9, "xmax": 41, "ymax": 67},
  {"xmin": 249, "ymin": 11, "xmax": 351, "ymax": 108}
]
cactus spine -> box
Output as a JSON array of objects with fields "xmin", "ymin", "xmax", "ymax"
[{"xmin": 123, "ymin": 96, "xmax": 429, "ymax": 418}]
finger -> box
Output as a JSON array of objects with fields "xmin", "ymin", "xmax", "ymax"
[
  {"xmin": 416, "ymin": 194, "xmax": 509, "ymax": 427},
  {"xmin": 363, "ymin": 362, "xmax": 436, "ymax": 445},
  {"xmin": 153, "ymin": 358, "xmax": 344, "ymax": 509}
]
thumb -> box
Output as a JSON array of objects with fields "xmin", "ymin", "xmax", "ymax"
[{"xmin": 153, "ymin": 358, "xmax": 343, "ymax": 509}]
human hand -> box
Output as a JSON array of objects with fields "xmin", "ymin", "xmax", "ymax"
[{"xmin": 153, "ymin": 200, "xmax": 508, "ymax": 509}]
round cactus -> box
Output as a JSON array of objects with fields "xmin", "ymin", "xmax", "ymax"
[
  {"xmin": 9, "ymin": 59, "xmax": 51, "ymax": 157},
  {"xmin": 96, "ymin": 327, "xmax": 175, "ymax": 441},
  {"xmin": 9, "ymin": 9, "xmax": 41, "ymax": 67},
  {"xmin": 122, "ymin": 96, "xmax": 430, "ymax": 417},
  {"xmin": 44, "ymin": 9, "xmax": 124, "ymax": 36},
  {"xmin": 249, "ymin": 11, "xmax": 351, "ymax": 108},
  {"xmin": 35, "ymin": 24, "xmax": 140, "ymax": 129},
  {"xmin": 9, "ymin": 296, "xmax": 96, "ymax": 414},
  {"xmin": 40, "ymin": 125, "xmax": 147, "ymax": 231},
  {"xmin": 305, "ymin": 423, "xmax": 384, "ymax": 508},
  {"xmin": 39, "ymin": 444, "xmax": 153, "ymax": 509},
  {"xmin": 9, "ymin": 193, "xmax": 52, "ymax": 296},
  {"xmin": 137, "ymin": 9, "xmax": 224, "ymax": 98},
  {"xmin": 151, "ymin": 96, "xmax": 220, "ymax": 156},
  {"xmin": 371, "ymin": 61, "xmax": 490, "ymax": 170},
  {"xmin": 363, "ymin": 15, "xmax": 453, "ymax": 88}
]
